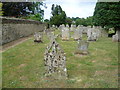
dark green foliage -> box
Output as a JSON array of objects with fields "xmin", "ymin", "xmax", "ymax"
[
  {"xmin": 93, "ymin": 2, "xmax": 120, "ymax": 31},
  {"xmin": 27, "ymin": 13, "xmax": 43, "ymax": 21},
  {"xmin": 2, "ymin": 2, "xmax": 44, "ymax": 18},
  {"xmin": 75, "ymin": 16, "xmax": 93, "ymax": 26},
  {"xmin": 50, "ymin": 4, "xmax": 66, "ymax": 27},
  {"xmin": 44, "ymin": 19, "xmax": 49, "ymax": 23},
  {"xmin": 66, "ymin": 17, "xmax": 73, "ymax": 27}
]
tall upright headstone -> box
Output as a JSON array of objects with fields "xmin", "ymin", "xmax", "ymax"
[
  {"xmin": 70, "ymin": 24, "xmax": 76, "ymax": 32},
  {"xmin": 74, "ymin": 25, "xmax": 82, "ymax": 40},
  {"xmin": 44, "ymin": 39, "xmax": 67, "ymax": 79},
  {"xmin": 62, "ymin": 26, "xmax": 70, "ymax": 40}
]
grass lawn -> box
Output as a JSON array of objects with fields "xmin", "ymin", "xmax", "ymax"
[{"xmin": 2, "ymin": 30, "xmax": 118, "ymax": 88}]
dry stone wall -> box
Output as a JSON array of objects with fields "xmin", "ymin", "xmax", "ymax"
[{"xmin": 0, "ymin": 17, "xmax": 45, "ymax": 45}]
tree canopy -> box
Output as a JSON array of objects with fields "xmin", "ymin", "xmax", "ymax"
[
  {"xmin": 2, "ymin": 2, "xmax": 44, "ymax": 18},
  {"xmin": 50, "ymin": 4, "xmax": 66, "ymax": 27},
  {"xmin": 93, "ymin": 1, "xmax": 120, "ymax": 31}
]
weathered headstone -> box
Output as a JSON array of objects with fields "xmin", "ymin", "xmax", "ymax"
[
  {"xmin": 44, "ymin": 39, "xmax": 67, "ymax": 79},
  {"xmin": 62, "ymin": 27, "xmax": 70, "ymax": 40},
  {"xmin": 34, "ymin": 32, "xmax": 43, "ymax": 43},
  {"xmin": 112, "ymin": 31, "xmax": 120, "ymax": 42},
  {"xmin": 87, "ymin": 28, "xmax": 98, "ymax": 41},
  {"xmin": 82, "ymin": 26, "xmax": 88, "ymax": 34},
  {"xmin": 74, "ymin": 26, "xmax": 82, "ymax": 40},
  {"xmin": 47, "ymin": 31, "xmax": 55, "ymax": 40},
  {"xmin": 75, "ymin": 40, "xmax": 89, "ymax": 55},
  {"xmin": 70, "ymin": 24, "xmax": 76, "ymax": 32}
]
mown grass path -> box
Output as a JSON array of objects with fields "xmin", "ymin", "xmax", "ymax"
[{"xmin": 2, "ymin": 30, "xmax": 118, "ymax": 88}]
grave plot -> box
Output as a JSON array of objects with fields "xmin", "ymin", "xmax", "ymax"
[{"xmin": 44, "ymin": 39, "xmax": 68, "ymax": 79}]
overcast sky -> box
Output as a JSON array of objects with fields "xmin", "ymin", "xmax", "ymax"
[{"xmin": 43, "ymin": 0, "xmax": 97, "ymax": 20}]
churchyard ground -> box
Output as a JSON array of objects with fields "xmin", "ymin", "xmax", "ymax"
[{"xmin": 2, "ymin": 30, "xmax": 118, "ymax": 88}]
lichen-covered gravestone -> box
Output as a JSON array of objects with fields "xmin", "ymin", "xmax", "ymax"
[
  {"xmin": 75, "ymin": 40, "xmax": 89, "ymax": 55},
  {"xmin": 44, "ymin": 39, "xmax": 67, "ymax": 79},
  {"xmin": 34, "ymin": 32, "xmax": 43, "ymax": 43}
]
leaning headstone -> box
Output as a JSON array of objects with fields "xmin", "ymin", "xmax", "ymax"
[
  {"xmin": 75, "ymin": 40, "xmax": 89, "ymax": 55},
  {"xmin": 44, "ymin": 39, "xmax": 67, "ymax": 79},
  {"xmin": 34, "ymin": 32, "xmax": 43, "ymax": 43},
  {"xmin": 62, "ymin": 27, "xmax": 70, "ymax": 40}
]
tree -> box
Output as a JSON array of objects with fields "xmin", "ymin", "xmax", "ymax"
[
  {"xmin": 93, "ymin": 1, "xmax": 120, "ymax": 32},
  {"xmin": 75, "ymin": 18, "xmax": 87, "ymax": 26},
  {"xmin": 2, "ymin": 2, "xmax": 44, "ymax": 18},
  {"xmin": 50, "ymin": 4, "xmax": 67, "ymax": 27},
  {"xmin": 66, "ymin": 17, "xmax": 72, "ymax": 27},
  {"xmin": 86, "ymin": 16, "xmax": 93, "ymax": 26}
]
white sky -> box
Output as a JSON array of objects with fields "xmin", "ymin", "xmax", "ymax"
[{"xmin": 43, "ymin": 0, "xmax": 97, "ymax": 20}]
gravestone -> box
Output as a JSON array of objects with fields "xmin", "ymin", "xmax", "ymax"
[
  {"xmin": 112, "ymin": 31, "xmax": 120, "ymax": 42},
  {"xmin": 44, "ymin": 39, "xmax": 67, "ymax": 79},
  {"xmin": 34, "ymin": 32, "xmax": 43, "ymax": 43},
  {"xmin": 59, "ymin": 24, "xmax": 65, "ymax": 31},
  {"xmin": 74, "ymin": 27, "xmax": 82, "ymax": 40},
  {"xmin": 59, "ymin": 24, "xmax": 65, "ymax": 37},
  {"xmin": 93, "ymin": 26, "xmax": 102, "ymax": 38},
  {"xmin": 47, "ymin": 32, "xmax": 55, "ymax": 40},
  {"xmin": 62, "ymin": 27, "xmax": 70, "ymax": 40},
  {"xmin": 82, "ymin": 26, "xmax": 88, "ymax": 34},
  {"xmin": 50, "ymin": 25, "xmax": 56, "ymax": 31},
  {"xmin": 75, "ymin": 40, "xmax": 89, "ymax": 55},
  {"xmin": 87, "ymin": 28, "xmax": 98, "ymax": 41},
  {"xmin": 70, "ymin": 24, "xmax": 76, "ymax": 32}
]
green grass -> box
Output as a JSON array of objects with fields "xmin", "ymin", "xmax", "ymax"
[{"xmin": 2, "ymin": 30, "xmax": 118, "ymax": 88}]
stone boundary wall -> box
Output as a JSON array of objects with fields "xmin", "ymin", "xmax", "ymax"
[{"xmin": 0, "ymin": 17, "xmax": 45, "ymax": 45}]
